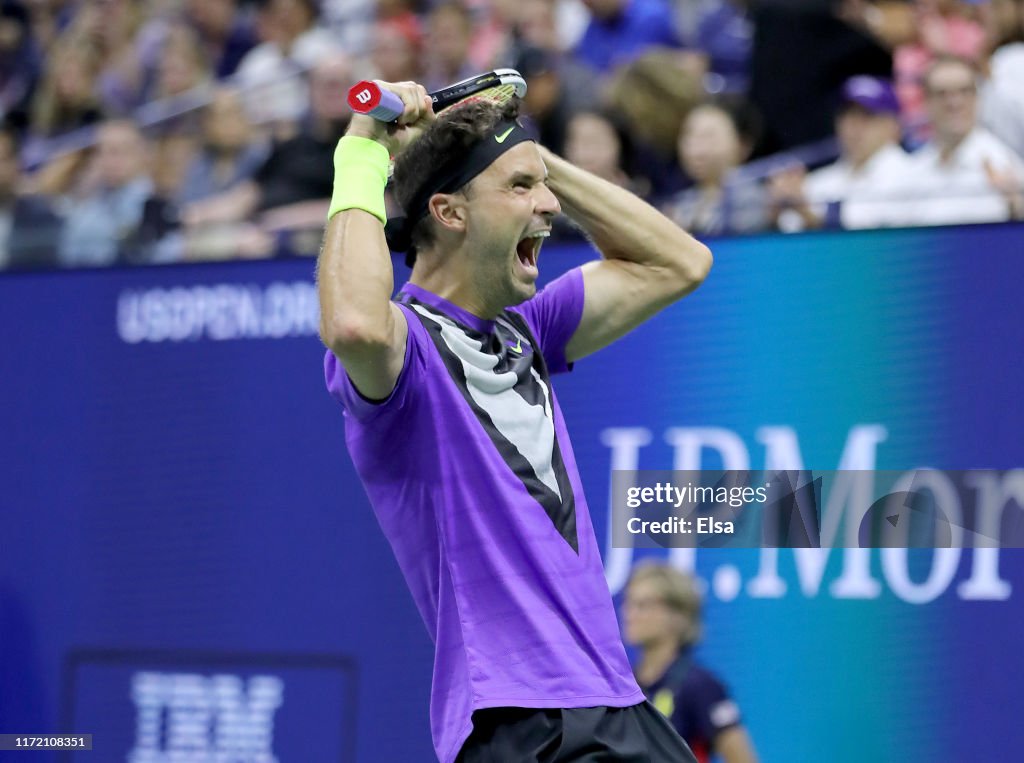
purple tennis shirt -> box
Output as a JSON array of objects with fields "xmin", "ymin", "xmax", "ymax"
[{"xmin": 324, "ymin": 268, "xmax": 643, "ymax": 762}]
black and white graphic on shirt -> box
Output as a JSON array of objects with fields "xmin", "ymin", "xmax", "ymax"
[{"xmin": 407, "ymin": 300, "xmax": 579, "ymax": 552}]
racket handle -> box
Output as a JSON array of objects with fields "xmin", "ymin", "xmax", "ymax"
[{"xmin": 348, "ymin": 81, "xmax": 405, "ymax": 122}]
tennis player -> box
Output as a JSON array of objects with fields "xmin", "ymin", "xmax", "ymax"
[{"xmin": 318, "ymin": 80, "xmax": 712, "ymax": 762}]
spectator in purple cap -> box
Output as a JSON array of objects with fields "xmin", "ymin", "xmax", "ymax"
[{"xmin": 769, "ymin": 74, "xmax": 913, "ymax": 231}]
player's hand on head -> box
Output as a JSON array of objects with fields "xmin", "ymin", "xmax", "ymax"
[{"xmin": 347, "ymin": 81, "xmax": 434, "ymax": 156}]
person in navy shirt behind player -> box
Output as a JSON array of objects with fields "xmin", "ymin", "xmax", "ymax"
[
  {"xmin": 623, "ymin": 561, "xmax": 759, "ymax": 763},
  {"xmin": 318, "ymin": 78, "xmax": 712, "ymax": 762}
]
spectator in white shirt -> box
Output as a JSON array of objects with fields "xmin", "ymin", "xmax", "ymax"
[
  {"xmin": 900, "ymin": 55, "xmax": 1024, "ymax": 225},
  {"xmin": 769, "ymin": 75, "xmax": 913, "ymax": 232}
]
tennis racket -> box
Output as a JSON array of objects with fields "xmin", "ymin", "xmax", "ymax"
[{"xmin": 347, "ymin": 69, "xmax": 527, "ymax": 122}]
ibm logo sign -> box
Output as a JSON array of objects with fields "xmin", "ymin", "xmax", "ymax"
[{"xmin": 128, "ymin": 672, "xmax": 284, "ymax": 762}]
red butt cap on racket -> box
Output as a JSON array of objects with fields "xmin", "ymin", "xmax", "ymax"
[{"xmin": 348, "ymin": 81, "xmax": 405, "ymax": 122}]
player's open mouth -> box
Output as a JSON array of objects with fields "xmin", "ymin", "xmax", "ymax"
[{"xmin": 516, "ymin": 230, "xmax": 549, "ymax": 270}]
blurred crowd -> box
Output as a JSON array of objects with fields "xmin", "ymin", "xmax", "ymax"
[{"xmin": 1, "ymin": 0, "xmax": 1022, "ymax": 270}]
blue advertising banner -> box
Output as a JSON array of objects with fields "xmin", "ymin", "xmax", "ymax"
[{"xmin": 2, "ymin": 222, "xmax": 1023, "ymax": 762}]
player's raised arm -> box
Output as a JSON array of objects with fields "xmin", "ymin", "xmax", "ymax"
[
  {"xmin": 317, "ymin": 81, "xmax": 434, "ymax": 400},
  {"xmin": 537, "ymin": 146, "xmax": 713, "ymax": 363}
]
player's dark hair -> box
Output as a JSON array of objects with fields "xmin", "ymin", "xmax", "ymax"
[{"xmin": 392, "ymin": 98, "xmax": 521, "ymax": 256}]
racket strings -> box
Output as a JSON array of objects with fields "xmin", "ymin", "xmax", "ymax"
[{"xmin": 438, "ymin": 84, "xmax": 521, "ymax": 114}]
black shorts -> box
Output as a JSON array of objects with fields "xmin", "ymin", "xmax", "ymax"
[{"xmin": 455, "ymin": 701, "xmax": 697, "ymax": 762}]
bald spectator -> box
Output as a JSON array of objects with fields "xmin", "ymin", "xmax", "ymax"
[
  {"xmin": 901, "ymin": 56, "xmax": 1024, "ymax": 225},
  {"xmin": 573, "ymin": 0, "xmax": 681, "ymax": 73},
  {"xmin": 769, "ymin": 75, "xmax": 913, "ymax": 231},
  {"xmin": 57, "ymin": 120, "xmax": 154, "ymax": 267}
]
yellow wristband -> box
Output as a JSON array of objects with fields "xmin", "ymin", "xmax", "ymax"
[{"xmin": 327, "ymin": 136, "xmax": 390, "ymax": 223}]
